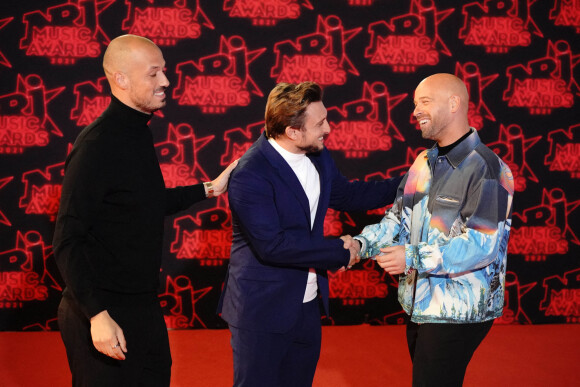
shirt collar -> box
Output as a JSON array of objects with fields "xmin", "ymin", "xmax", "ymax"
[
  {"xmin": 428, "ymin": 128, "xmax": 481, "ymax": 168},
  {"xmin": 268, "ymin": 137, "xmax": 307, "ymax": 166}
]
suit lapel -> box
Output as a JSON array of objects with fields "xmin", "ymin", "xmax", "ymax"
[
  {"xmin": 257, "ymin": 134, "xmax": 312, "ymax": 224},
  {"xmin": 308, "ymin": 152, "xmax": 328, "ymax": 232}
]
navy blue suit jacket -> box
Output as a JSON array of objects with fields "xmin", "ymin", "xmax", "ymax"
[{"xmin": 218, "ymin": 133, "xmax": 400, "ymax": 333}]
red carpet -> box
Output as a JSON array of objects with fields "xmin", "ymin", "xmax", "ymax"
[{"xmin": 1, "ymin": 325, "xmax": 578, "ymax": 386}]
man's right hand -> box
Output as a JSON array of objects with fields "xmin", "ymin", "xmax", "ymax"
[
  {"xmin": 90, "ymin": 310, "xmax": 127, "ymax": 360},
  {"xmin": 340, "ymin": 235, "xmax": 361, "ymax": 269}
]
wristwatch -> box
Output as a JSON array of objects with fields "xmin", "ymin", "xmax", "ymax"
[{"xmin": 203, "ymin": 181, "xmax": 214, "ymax": 198}]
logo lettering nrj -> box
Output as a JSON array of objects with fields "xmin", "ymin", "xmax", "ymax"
[
  {"xmin": 503, "ymin": 40, "xmax": 578, "ymax": 114},
  {"xmin": 0, "ymin": 74, "xmax": 64, "ymax": 155},
  {"xmin": 324, "ymin": 81, "xmax": 407, "ymax": 159},
  {"xmin": 271, "ymin": 15, "xmax": 360, "ymax": 85},
  {"xmin": 20, "ymin": 0, "xmax": 113, "ymax": 65},
  {"xmin": 0, "ymin": 231, "xmax": 61, "ymax": 309},
  {"xmin": 459, "ymin": 0, "xmax": 542, "ymax": 53},
  {"xmin": 365, "ymin": 1, "xmax": 453, "ymax": 73},
  {"xmin": 71, "ymin": 77, "xmax": 111, "ymax": 127},
  {"xmin": 173, "ymin": 36, "xmax": 265, "ymax": 113}
]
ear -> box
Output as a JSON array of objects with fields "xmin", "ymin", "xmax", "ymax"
[
  {"xmin": 114, "ymin": 72, "xmax": 128, "ymax": 90},
  {"xmin": 449, "ymin": 95, "xmax": 460, "ymax": 113},
  {"xmin": 285, "ymin": 126, "xmax": 299, "ymax": 140}
]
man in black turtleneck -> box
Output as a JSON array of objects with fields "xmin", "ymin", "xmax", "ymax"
[{"xmin": 52, "ymin": 34, "xmax": 237, "ymax": 387}]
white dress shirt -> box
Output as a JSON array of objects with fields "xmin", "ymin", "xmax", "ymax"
[{"xmin": 269, "ymin": 138, "xmax": 320, "ymax": 303}]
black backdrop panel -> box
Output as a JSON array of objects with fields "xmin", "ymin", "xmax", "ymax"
[{"xmin": 0, "ymin": 0, "xmax": 578, "ymax": 330}]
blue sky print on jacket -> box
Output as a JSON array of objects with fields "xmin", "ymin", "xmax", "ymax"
[{"xmin": 357, "ymin": 130, "xmax": 514, "ymax": 324}]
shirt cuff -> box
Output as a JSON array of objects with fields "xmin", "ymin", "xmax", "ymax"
[{"xmin": 353, "ymin": 236, "xmax": 368, "ymax": 259}]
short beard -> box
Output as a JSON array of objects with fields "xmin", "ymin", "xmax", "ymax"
[{"xmin": 297, "ymin": 144, "xmax": 323, "ymax": 154}]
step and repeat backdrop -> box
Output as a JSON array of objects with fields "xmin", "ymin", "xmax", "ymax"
[{"xmin": 0, "ymin": 0, "xmax": 578, "ymax": 330}]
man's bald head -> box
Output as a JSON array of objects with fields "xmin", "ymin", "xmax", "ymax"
[
  {"xmin": 413, "ymin": 73, "xmax": 471, "ymax": 146},
  {"xmin": 418, "ymin": 73, "xmax": 469, "ymax": 114},
  {"xmin": 103, "ymin": 34, "xmax": 159, "ymax": 78},
  {"xmin": 102, "ymin": 34, "xmax": 169, "ymax": 114}
]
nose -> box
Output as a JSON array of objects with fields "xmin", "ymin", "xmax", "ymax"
[
  {"xmin": 159, "ymin": 71, "xmax": 170, "ymax": 88},
  {"xmin": 413, "ymin": 105, "xmax": 420, "ymax": 118},
  {"xmin": 323, "ymin": 119, "xmax": 331, "ymax": 133}
]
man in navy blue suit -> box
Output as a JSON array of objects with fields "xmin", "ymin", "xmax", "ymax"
[{"xmin": 218, "ymin": 82, "xmax": 401, "ymax": 387}]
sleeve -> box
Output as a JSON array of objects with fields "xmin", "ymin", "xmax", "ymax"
[
  {"xmin": 228, "ymin": 168, "xmax": 350, "ymax": 270},
  {"xmin": 406, "ymin": 165, "xmax": 514, "ymax": 276},
  {"xmin": 327, "ymin": 155, "xmax": 403, "ymax": 212},
  {"xmin": 353, "ymin": 171, "xmax": 408, "ymax": 258},
  {"xmin": 52, "ymin": 144, "xmax": 108, "ymax": 319},
  {"xmin": 356, "ymin": 196, "xmax": 405, "ymax": 259},
  {"xmin": 164, "ymin": 183, "xmax": 206, "ymax": 215}
]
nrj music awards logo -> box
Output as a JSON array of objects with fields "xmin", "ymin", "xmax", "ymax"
[
  {"xmin": 271, "ymin": 15, "xmax": 360, "ymax": 85},
  {"xmin": 122, "ymin": 0, "xmax": 213, "ymax": 46},
  {"xmin": 540, "ymin": 268, "xmax": 580, "ymax": 323},
  {"xmin": 0, "ymin": 74, "xmax": 64, "ymax": 155},
  {"xmin": 365, "ymin": 0, "xmax": 453, "ymax": 73},
  {"xmin": 487, "ymin": 124, "xmax": 541, "ymax": 192},
  {"xmin": 503, "ymin": 40, "xmax": 578, "ymax": 114},
  {"xmin": 19, "ymin": 159, "xmax": 66, "ymax": 221},
  {"xmin": 545, "ymin": 124, "xmax": 580, "ymax": 179},
  {"xmin": 0, "ymin": 231, "xmax": 61, "ymax": 310},
  {"xmin": 495, "ymin": 271, "xmax": 535, "ymax": 324},
  {"xmin": 509, "ymin": 188, "xmax": 580, "ymax": 261},
  {"xmin": 70, "ymin": 77, "xmax": 110, "ymax": 127},
  {"xmin": 19, "ymin": 0, "xmax": 113, "ymax": 65},
  {"xmin": 170, "ymin": 208, "xmax": 232, "ymax": 266},
  {"xmin": 220, "ymin": 122, "xmax": 263, "ymax": 167},
  {"xmin": 223, "ymin": 0, "xmax": 313, "ymax": 26},
  {"xmin": 155, "ymin": 123, "xmax": 214, "ymax": 187},
  {"xmin": 159, "ymin": 275, "xmax": 212, "ymax": 328},
  {"xmin": 173, "ymin": 36, "xmax": 266, "ymax": 114},
  {"xmin": 459, "ymin": 0, "xmax": 542, "ymax": 53},
  {"xmin": 329, "ymin": 260, "xmax": 390, "ymax": 306},
  {"xmin": 455, "ymin": 62, "xmax": 498, "ymax": 130},
  {"xmin": 549, "ymin": 0, "xmax": 580, "ymax": 32},
  {"xmin": 324, "ymin": 82, "xmax": 406, "ymax": 159}
]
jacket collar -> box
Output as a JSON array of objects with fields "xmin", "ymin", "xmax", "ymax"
[
  {"xmin": 427, "ymin": 128, "xmax": 480, "ymax": 168},
  {"xmin": 256, "ymin": 132, "xmax": 319, "ymax": 227}
]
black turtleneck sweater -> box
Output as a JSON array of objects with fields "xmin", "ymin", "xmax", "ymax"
[{"xmin": 53, "ymin": 95, "xmax": 206, "ymax": 319}]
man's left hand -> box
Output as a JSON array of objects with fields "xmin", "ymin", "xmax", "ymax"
[
  {"xmin": 211, "ymin": 159, "xmax": 239, "ymax": 196},
  {"xmin": 375, "ymin": 245, "xmax": 405, "ymax": 274}
]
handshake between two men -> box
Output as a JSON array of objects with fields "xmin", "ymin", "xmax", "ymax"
[{"xmin": 339, "ymin": 235, "xmax": 407, "ymax": 275}]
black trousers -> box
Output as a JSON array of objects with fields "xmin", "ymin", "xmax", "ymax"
[
  {"xmin": 406, "ymin": 319, "xmax": 494, "ymax": 387},
  {"xmin": 229, "ymin": 298, "xmax": 322, "ymax": 387},
  {"xmin": 58, "ymin": 296, "xmax": 172, "ymax": 387}
]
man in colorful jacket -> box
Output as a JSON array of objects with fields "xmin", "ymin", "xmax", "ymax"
[{"xmin": 353, "ymin": 73, "xmax": 514, "ymax": 386}]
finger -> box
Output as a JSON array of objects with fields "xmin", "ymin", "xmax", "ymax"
[
  {"xmin": 117, "ymin": 331, "xmax": 127, "ymax": 353},
  {"xmin": 382, "ymin": 264, "xmax": 403, "ymax": 274},
  {"xmin": 228, "ymin": 159, "xmax": 239, "ymax": 169},
  {"xmin": 109, "ymin": 343, "xmax": 125, "ymax": 360}
]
